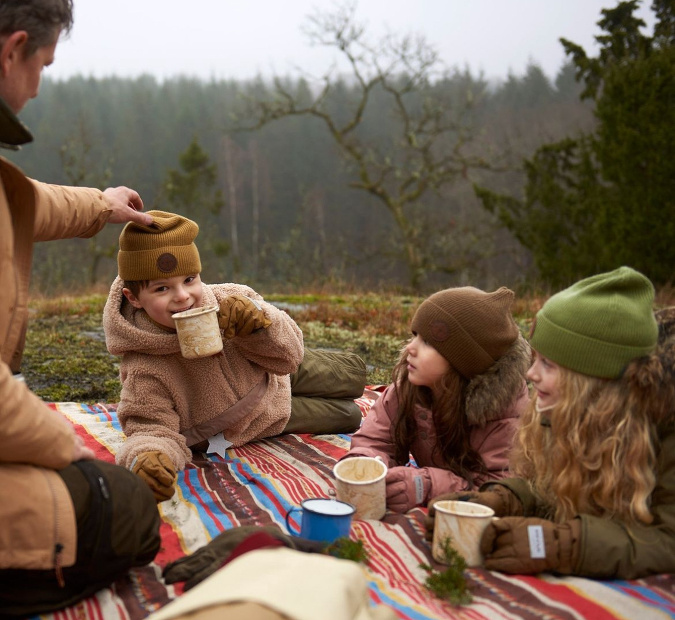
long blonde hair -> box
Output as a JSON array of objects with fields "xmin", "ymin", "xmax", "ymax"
[{"xmin": 512, "ymin": 366, "xmax": 658, "ymax": 525}]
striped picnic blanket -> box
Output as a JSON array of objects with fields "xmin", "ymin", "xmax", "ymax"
[{"xmin": 42, "ymin": 392, "xmax": 675, "ymax": 620}]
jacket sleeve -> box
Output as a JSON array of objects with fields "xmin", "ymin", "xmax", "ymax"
[
  {"xmin": 575, "ymin": 430, "xmax": 675, "ymax": 579},
  {"xmin": 344, "ymin": 384, "xmax": 399, "ymax": 467},
  {"xmin": 488, "ymin": 477, "xmax": 550, "ymax": 516},
  {"xmin": 0, "ymin": 361, "xmax": 75, "ymax": 468},
  {"xmin": 214, "ymin": 286, "xmax": 304, "ymax": 376},
  {"xmin": 31, "ymin": 180, "xmax": 110, "ymax": 241},
  {"xmin": 116, "ymin": 367, "xmax": 192, "ymax": 470}
]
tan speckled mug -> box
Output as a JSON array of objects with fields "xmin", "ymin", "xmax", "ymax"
[
  {"xmin": 432, "ymin": 500, "xmax": 495, "ymax": 566},
  {"xmin": 333, "ymin": 456, "xmax": 387, "ymax": 520},
  {"xmin": 173, "ymin": 305, "xmax": 223, "ymax": 359}
]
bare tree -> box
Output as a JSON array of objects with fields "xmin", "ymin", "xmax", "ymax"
[
  {"xmin": 220, "ymin": 136, "xmax": 243, "ymax": 278},
  {"xmin": 239, "ymin": 2, "xmax": 494, "ymax": 289},
  {"xmin": 59, "ymin": 116, "xmax": 114, "ymax": 286}
]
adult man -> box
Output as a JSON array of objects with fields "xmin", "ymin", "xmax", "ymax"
[{"xmin": 0, "ymin": 1, "xmax": 160, "ymax": 616}]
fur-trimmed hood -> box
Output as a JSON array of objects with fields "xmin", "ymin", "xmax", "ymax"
[{"xmin": 465, "ymin": 333, "xmax": 531, "ymax": 426}]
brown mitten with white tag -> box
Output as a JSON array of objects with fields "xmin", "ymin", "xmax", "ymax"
[{"xmin": 480, "ymin": 516, "xmax": 580, "ymax": 574}]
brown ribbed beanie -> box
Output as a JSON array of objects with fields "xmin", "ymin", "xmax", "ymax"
[
  {"xmin": 117, "ymin": 210, "xmax": 201, "ymax": 281},
  {"xmin": 410, "ymin": 286, "xmax": 519, "ymax": 379}
]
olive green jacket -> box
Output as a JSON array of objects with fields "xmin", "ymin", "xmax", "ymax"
[{"xmin": 495, "ymin": 332, "xmax": 675, "ymax": 579}]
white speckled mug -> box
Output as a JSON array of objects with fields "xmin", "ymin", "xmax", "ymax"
[
  {"xmin": 173, "ymin": 305, "xmax": 223, "ymax": 359},
  {"xmin": 333, "ymin": 456, "xmax": 387, "ymax": 520},
  {"xmin": 432, "ymin": 500, "xmax": 495, "ymax": 566}
]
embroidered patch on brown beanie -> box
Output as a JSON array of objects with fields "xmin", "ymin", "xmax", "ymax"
[
  {"xmin": 117, "ymin": 210, "xmax": 201, "ymax": 281},
  {"xmin": 410, "ymin": 286, "xmax": 519, "ymax": 379}
]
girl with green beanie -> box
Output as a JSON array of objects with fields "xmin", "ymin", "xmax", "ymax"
[{"xmin": 426, "ymin": 266, "xmax": 675, "ymax": 579}]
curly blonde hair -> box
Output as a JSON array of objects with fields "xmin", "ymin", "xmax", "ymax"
[{"xmin": 512, "ymin": 365, "xmax": 657, "ymax": 525}]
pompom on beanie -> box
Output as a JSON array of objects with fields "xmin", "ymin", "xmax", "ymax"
[
  {"xmin": 411, "ymin": 286, "xmax": 519, "ymax": 379},
  {"xmin": 117, "ymin": 210, "xmax": 201, "ymax": 281},
  {"xmin": 530, "ymin": 266, "xmax": 658, "ymax": 379}
]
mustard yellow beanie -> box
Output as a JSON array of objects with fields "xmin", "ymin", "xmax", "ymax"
[
  {"xmin": 411, "ymin": 286, "xmax": 519, "ymax": 379},
  {"xmin": 117, "ymin": 210, "xmax": 201, "ymax": 281}
]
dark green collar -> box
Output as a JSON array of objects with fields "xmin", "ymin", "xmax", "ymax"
[{"xmin": 0, "ymin": 97, "xmax": 33, "ymax": 151}]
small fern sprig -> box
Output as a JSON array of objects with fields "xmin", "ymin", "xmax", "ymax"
[
  {"xmin": 420, "ymin": 538, "xmax": 472, "ymax": 606},
  {"xmin": 325, "ymin": 537, "xmax": 369, "ymax": 564}
]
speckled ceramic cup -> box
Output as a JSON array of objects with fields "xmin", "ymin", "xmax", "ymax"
[
  {"xmin": 432, "ymin": 500, "xmax": 495, "ymax": 566},
  {"xmin": 333, "ymin": 456, "xmax": 387, "ymax": 520},
  {"xmin": 173, "ymin": 305, "xmax": 223, "ymax": 359}
]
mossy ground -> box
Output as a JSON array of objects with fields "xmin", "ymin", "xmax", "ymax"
[
  {"xmin": 26, "ymin": 285, "xmax": 673, "ymax": 404},
  {"xmin": 21, "ymin": 292, "xmax": 437, "ymax": 402}
]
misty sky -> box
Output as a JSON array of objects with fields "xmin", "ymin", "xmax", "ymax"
[{"xmin": 48, "ymin": 1, "xmax": 656, "ymax": 84}]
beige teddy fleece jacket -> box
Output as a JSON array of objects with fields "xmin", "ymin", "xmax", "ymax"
[{"xmin": 103, "ymin": 277, "xmax": 304, "ymax": 470}]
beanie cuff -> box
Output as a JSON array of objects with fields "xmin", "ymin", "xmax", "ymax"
[
  {"xmin": 118, "ymin": 244, "xmax": 201, "ymax": 281},
  {"xmin": 530, "ymin": 312, "xmax": 655, "ymax": 378}
]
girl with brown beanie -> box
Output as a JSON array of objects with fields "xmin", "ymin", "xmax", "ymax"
[
  {"xmin": 426, "ymin": 267, "xmax": 675, "ymax": 579},
  {"xmin": 341, "ymin": 286, "xmax": 531, "ymax": 513}
]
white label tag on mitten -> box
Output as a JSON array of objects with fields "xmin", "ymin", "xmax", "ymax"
[
  {"xmin": 414, "ymin": 475, "xmax": 425, "ymax": 504},
  {"xmin": 207, "ymin": 432, "xmax": 233, "ymax": 458},
  {"xmin": 528, "ymin": 525, "xmax": 546, "ymax": 558}
]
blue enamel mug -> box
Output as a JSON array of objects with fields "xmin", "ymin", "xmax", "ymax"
[{"xmin": 285, "ymin": 498, "xmax": 355, "ymax": 543}]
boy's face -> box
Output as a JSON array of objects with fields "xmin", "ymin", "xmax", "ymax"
[{"xmin": 123, "ymin": 274, "xmax": 204, "ymax": 330}]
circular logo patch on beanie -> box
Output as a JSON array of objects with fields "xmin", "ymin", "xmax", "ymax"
[
  {"xmin": 157, "ymin": 253, "xmax": 178, "ymax": 273},
  {"xmin": 430, "ymin": 320, "xmax": 450, "ymax": 342}
]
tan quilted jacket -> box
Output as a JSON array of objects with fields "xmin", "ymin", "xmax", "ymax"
[
  {"xmin": 0, "ymin": 103, "xmax": 112, "ymax": 570},
  {"xmin": 103, "ymin": 278, "xmax": 304, "ymax": 470}
]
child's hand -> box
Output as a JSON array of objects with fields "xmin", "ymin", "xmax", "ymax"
[
  {"xmin": 131, "ymin": 451, "xmax": 177, "ymax": 502},
  {"xmin": 385, "ymin": 466, "xmax": 431, "ymax": 513},
  {"xmin": 218, "ymin": 295, "xmax": 271, "ymax": 339},
  {"xmin": 424, "ymin": 485, "xmax": 523, "ymax": 540},
  {"xmin": 480, "ymin": 516, "xmax": 580, "ymax": 574}
]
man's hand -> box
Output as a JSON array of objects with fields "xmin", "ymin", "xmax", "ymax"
[
  {"xmin": 72, "ymin": 434, "xmax": 96, "ymax": 461},
  {"xmin": 131, "ymin": 451, "xmax": 177, "ymax": 502},
  {"xmin": 480, "ymin": 516, "xmax": 580, "ymax": 574},
  {"xmin": 102, "ymin": 186, "xmax": 151, "ymax": 225},
  {"xmin": 218, "ymin": 295, "xmax": 271, "ymax": 339},
  {"xmin": 385, "ymin": 466, "xmax": 430, "ymax": 513}
]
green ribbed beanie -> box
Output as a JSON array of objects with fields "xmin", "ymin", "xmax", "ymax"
[
  {"xmin": 530, "ymin": 267, "xmax": 658, "ymax": 378},
  {"xmin": 118, "ymin": 210, "xmax": 201, "ymax": 281}
]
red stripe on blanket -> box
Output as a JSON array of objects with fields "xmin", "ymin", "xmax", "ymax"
[{"xmin": 517, "ymin": 575, "xmax": 623, "ymax": 620}]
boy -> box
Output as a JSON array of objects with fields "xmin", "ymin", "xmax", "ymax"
[{"xmin": 103, "ymin": 210, "xmax": 366, "ymax": 501}]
